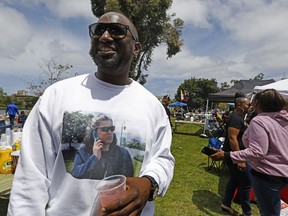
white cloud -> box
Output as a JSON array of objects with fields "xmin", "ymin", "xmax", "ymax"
[
  {"xmin": 170, "ymin": 0, "xmax": 211, "ymax": 28},
  {"xmin": 213, "ymin": 0, "xmax": 288, "ymax": 43},
  {"xmin": 0, "ymin": 4, "xmax": 31, "ymax": 58},
  {"xmin": 44, "ymin": 0, "xmax": 95, "ymax": 21}
]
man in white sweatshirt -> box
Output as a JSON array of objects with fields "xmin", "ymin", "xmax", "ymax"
[{"xmin": 8, "ymin": 11, "xmax": 174, "ymax": 216}]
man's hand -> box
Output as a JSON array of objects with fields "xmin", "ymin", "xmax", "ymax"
[{"xmin": 100, "ymin": 177, "xmax": 151, "ymax": 216}]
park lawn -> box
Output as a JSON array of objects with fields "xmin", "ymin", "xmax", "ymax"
[{"xmin": 154, "ymin": 120, "xmax": 260, "ymax": 216}]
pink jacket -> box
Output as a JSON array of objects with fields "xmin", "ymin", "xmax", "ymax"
[{"xmin": 230, "ymin": 110, "xmax": 288, "ymax": 177}]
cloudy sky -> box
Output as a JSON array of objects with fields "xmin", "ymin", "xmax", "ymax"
[{"xmin": 1, "ymin": 0, "xmax": 288, "ymax": 98}]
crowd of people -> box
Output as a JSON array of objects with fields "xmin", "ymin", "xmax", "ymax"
[
  {"xmin": 5, "ymin": 8, "xmax": 288, "ymax": 216},
  {"xmin": 1, "ymin": 102, "xmax": 28, "ymax": 129},
  {"xmin": 160, "ymin": 89, "xmax": 288, "ymax": 216},
  {"xmin": 212, "ymin": 89, "xmax": 288, "ymax": 216}
]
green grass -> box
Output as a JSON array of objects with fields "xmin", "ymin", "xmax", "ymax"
[
  {"xmin": 154, "ymin": 119, "xmax": 260, "ymax": 216},
  {"xmin": 0, "ymin": 119, "xmax": 260, "ymax": 216}
]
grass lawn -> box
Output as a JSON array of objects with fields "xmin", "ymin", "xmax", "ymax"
[
  {"xmin": 155, "ymin": 119, "xmax": 260, "ymax": 216},
  {"xmin": 0, "ymin": 118, "xmax": 260, "ymax": 216}
]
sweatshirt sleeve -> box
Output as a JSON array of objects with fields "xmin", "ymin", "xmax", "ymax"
[
  {"xmin": 8, "ymin": 96, "xmax": 55, "ymax": 216},
  {"xmin": 230, "ymin": 119, "xmax": 268, "ymax": 163},
  {"xmin": 140, "ymin": 107, "xmax": 175, "ymax": 197}
]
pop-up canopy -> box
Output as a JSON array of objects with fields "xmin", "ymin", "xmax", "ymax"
[{"xmin": 254, "ymin": 78, "xmax": 288, "ymax": 99}]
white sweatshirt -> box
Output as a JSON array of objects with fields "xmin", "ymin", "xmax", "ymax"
[{"xmin": 8, "ymin": 73, "xmax": 174, "ymax": 216}]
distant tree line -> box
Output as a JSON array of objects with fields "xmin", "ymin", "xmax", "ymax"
[
  {"xmin": 175, "ymin": 73, "xmax": 265, "ymax": 110},
  {"xmin": 0, "ymin": 89, "xmax": 38, "ymax": 110}
]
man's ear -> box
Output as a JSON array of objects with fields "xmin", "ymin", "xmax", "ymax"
[{"xmin": 133, "ymin": 42, "xmax": 141, "ymax": 58}]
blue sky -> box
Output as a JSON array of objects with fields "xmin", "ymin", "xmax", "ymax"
[{"xmin": 1, "ymin": 0, "xmax": 288, "ymax": 98}]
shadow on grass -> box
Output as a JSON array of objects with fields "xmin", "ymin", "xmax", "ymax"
[
  {"xmin": 192, "ymin": 190, "xmax": 228, "ymax": 215},
  {"xmin": 193, "ymin": 166, "xmax": 230, "ymax": 215},
  {"xmin": 202, "ymin": 165, "xmax": 229, "ymax": 199},
  {"xmin": 173, "ymin": 126, "xmax": 204, "ymax": 136}
]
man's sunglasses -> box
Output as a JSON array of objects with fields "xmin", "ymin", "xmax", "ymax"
[
  {"xmin": 97, "ymin": 126, "xmax": 115, "ymax": 132},
  {"xmin": 88, "ymin": 23, "xmax": 137, "ymax": 41}
]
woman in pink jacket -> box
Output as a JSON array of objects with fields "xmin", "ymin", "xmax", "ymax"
[{"xmin": 212, "ymin": 89, "xmax": 288, "ymax": 216}]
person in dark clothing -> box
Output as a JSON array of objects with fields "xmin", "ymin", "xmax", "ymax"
[
  {"xmin": 18, "ymin": 111, "xmax": 27, "ymax": 128},
  {"xmin": 162, "ymin": 95, "xmax": 173, "ymax": 127},
  {"xmin": 220, "ymin": 97, "xmax": 252, "ymax": 216},
  {"xmin": 6, "ymin": 102, "xmax": 19, "ymax": 126},
  {"xmin": 234, "ymin": 92, "xmax": 245, "ymax": 105},
  {"xmin": 71, "ymin": 114, "xmax": 134, "ymax": 179}
]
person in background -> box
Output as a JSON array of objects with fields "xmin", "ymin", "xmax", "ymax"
[
  {"xmin": 17, "ymin": 111, "xmax": 27, "ymax": 128},
  {"xmin": 223, "ymin": 92, "xmax": 245, "ymax": 125},
  {"xmin": 8, "ymin": 11, "xmax": 174, "ymax": 216},
  {"xmin": 162, "ymin": 95, "xmax": 173, "ymax": 127},
  {"xmin": 5, "ymin": 102, "xmax": 19, "ymax": 126},
  {"xmin": 222, "ymin": 110, "xmax": 230, "ymax": 125},
  {"xmin": 212, "ymin": 89, "xmax": 288, "ymax": 216},
  {"xmin": 219, "ymin": 97, "xmax": 252, "ymax": 216},
  {"xmin": 234, "ymin": 92, "xmax": 245, "ymax": 106}
]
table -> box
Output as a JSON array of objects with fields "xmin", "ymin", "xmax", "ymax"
[{"xmin": 174, "ymin": 120, "xmax": 205, "ymax": 133}]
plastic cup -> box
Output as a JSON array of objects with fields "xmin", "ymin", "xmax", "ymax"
[
  {"xmin": 90, "ymin": 175, "xmax": 126, "ymax": 216},
  {"xmin": 97, "ymin": 175, "xmax": 126, "ymax": 206}
]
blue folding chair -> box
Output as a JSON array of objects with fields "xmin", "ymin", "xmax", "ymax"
[{"xmin": 207, "ymin": 137, "xmax": 226, "ymax": 174}]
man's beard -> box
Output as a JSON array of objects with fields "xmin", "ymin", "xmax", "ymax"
[{"xmin": 93, "ymin": 53, "xmax": 121, "ymax": 69}]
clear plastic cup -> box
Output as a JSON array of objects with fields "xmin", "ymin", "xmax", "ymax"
[
  {"xmin": 97, "ymin": 175, "xmax": 126, "ymax": 206},
  {"xmin": 90, "ymin": 175, "xmax": 126, "ymax": 216}
]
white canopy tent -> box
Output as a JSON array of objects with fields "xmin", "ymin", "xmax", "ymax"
[{"xmin": 254, "ymin": 78, "xmax": 288, "ymax": 99}]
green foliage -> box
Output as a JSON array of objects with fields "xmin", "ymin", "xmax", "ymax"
[
  {"xmin": 176, "ymin": 77, "xmax": 219, "ymax": 110},
  {"xmin": 61, "ymin": 111, "xmax": 94, "ymax": 148},
  {"xmin": 123, "ymin": 142, "xmax": 145, "ymax": 151},
  {"xmin": 252, "ymin": 72, "xmax": 264, "ymax": 80},
  {"xmin": 0, "ymin": 95, "xmax": 11, "ymax": 109},
  {"xmin": 90, "ymin": 0, "xmax": 184, "ymax": 83},
  {"xmin": 220, "ymin": 81, "xmax": 230, "ymax": 91},
  {"xmin": 230, "ymin": 79, "xmax": 240, "ymax": 85},
  {"xmin": 0, "ymin": 87, "xmax": 7, "ymax": 96},
  {"xmin": 0, "ymin": 95, "xmax": 38, "ymax": 110}
]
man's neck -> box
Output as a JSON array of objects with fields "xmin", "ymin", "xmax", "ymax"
[{"xmin": 95, "ymin": 71, "xmax": 131, "ymax": 85}]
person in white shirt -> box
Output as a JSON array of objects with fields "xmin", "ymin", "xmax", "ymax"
[{"xmin": 8, "ymin": 11, "xmax": 174, "ymax": 216}]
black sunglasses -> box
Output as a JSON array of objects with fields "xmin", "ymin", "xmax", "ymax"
[
  {"xmin": 88, "ymin": 23, "xmax": 137, "ymax": 41},
  {"xmin": 97, "ymin": 126, "xmax": 115, "ymax": 132}
]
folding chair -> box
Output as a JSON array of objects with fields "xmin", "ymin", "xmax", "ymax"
[
  {"xmin": 205, "ymin": 119, "xmax": 225, "ymax": 138},
  {"xmin": 207, "ymin": 137, "xmax": 226, "ymax": 174}
]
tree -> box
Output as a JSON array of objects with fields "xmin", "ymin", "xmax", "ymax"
[
  {"xmin": 252, "ymin": 73, "xmax": 264, "ymax": 80},
  {"xmin": 230, "ymin": 79, "xmax": 240, "ymax": 85},
  {"xmin": 0, "ymin": 87, "xmax": 7, "ymax": 97},
  {"xmin": 220, "ymin": 82, "xmax": 230, "ymax": 91},
  {"xmin": 27, "ymin": 59, "xmax": 73, "ymax": 96},
  {"xmin": 61, "ymin": 111, "xmax": 94, "ymax": 149},
  {"xmin": 176, "ymin": 78, "xmax": 219, "ymax": 110},
  {"xmin": 230, "ymin": 73, "xmax": 265, "ymax": 85},
  {"xmin": 90, "ymin": 0, "xmax": 184, "ymax": 83}
]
